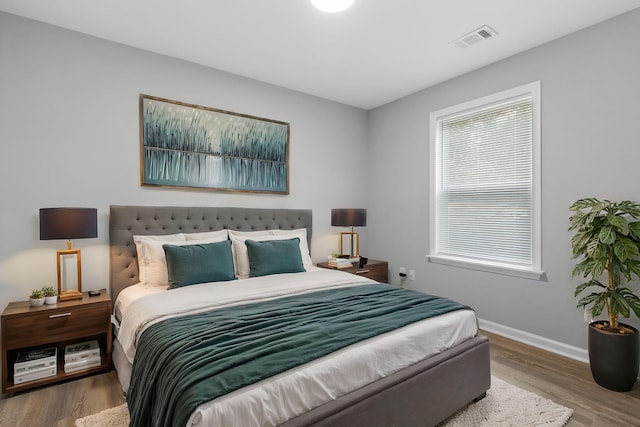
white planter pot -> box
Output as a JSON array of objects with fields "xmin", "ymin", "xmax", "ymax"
[
  {"xmin": 45, "ymin": 296, "xmax": 58, "ymax": 305},
  {"xmin": 30, "ymin": 297, "xmax": 45, "ymax": 307}
]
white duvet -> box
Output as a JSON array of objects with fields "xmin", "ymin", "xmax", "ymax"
[{"xmin": 116, "ymin": 268, "xmax": 478, "ymax": 427}]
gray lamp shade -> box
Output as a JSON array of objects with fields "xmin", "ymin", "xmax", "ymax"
[
  {"xmin": 39, "ymin": 208, "xmax": 98, "ymax": 240},
  {"xmin": 331, "ymin": 209, "xmax": 367, "ymax": 227}
]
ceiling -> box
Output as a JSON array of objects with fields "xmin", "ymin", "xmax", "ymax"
[{"xmin": 2, "ymin": 0, "xmax": 640, "ymax": 109}]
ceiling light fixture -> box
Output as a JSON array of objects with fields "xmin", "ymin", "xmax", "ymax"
[{"xmin": 311, "ymin": 0, "xmax": 355, "ymax": 13}]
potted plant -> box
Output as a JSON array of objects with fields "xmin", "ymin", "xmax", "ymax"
[
  {"xmin": 29, "ymin": 289, "xmax": 45, "ymax": 307},
  {"xmin": 42, "ymin": 286, "xmax": 57, "ymax": 305},
  {"xmin": 569, "ymin": 198, "xmax": 640, "ymax": 391}
]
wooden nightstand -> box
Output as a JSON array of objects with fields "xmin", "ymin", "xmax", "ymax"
[
  {"xmin": 317, "ymin": 259, "xmax": 388, "ymax": 283},
  {"xmin": 1, "ymin": 289, "xmax": 112, "ymax": 394}
]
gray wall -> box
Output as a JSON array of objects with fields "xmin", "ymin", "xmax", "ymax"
[
  {"xmin": 367, "ymin": 9, "xmax": 640, "ymax": 353},
  {"xmin": 0, "ymin": 13, "xmax": 369, "ymax": 314}
]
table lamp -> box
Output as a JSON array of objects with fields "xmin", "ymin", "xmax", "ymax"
[
  {"xmin": 39, "ymin": 208, "xmax": 97, "ymax": 301},
  {"xmin": 331, "ymin": 208, "xmax": 366, "ymax": 258}
]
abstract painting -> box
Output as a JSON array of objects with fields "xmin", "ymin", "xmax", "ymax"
[{"xmin": 140, "ymin": 95, "xmax": 289, "ymax": 194}]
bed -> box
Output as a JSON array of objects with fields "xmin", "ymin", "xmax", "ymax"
[{"xmin": 109, "ymin": 205, "xmax": 490, "ymax": 427}]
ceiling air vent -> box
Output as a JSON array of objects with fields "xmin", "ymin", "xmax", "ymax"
[{"xmin": 451, "ymin": 25, "xmax": 497, "ymax": 49}]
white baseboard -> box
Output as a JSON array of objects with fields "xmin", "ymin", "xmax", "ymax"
[{"xmin": 478, "ymin": 318, "xmax": 589, "ymax": 364}]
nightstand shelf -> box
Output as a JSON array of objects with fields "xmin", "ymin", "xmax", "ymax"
[
  {"xmin": 1, "ymin": 290, "xmax": 112, "ymax": 394},
  {"xmin": 317, "ymin": 259, "xmax": 388, "ymax": 283}
]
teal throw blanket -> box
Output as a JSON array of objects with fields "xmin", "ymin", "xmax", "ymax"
[{"xmin": 127, "ymin": 283, "xmax": 470, "ymax": 427}]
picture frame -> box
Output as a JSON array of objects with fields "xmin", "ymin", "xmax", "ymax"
[{"xmin": 140, "ymin": 94, "xmax": 290, "ymax": 194}]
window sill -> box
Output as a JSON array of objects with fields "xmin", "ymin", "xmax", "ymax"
[{"xmin": 426, "ymin": 255, "xmax": 544, "ymax": 280}]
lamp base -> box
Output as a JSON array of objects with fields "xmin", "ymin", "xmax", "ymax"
[
  {"xmin": 339, "ymin": 231, "xmax": 360, "ymax": 258},
  {"xmin": 59, "ymin": 290, "xmax": 83, "ymax": 301},
  {"xmin": 56, "ymin": 247, "xmax": 83, "ymax": 302}
]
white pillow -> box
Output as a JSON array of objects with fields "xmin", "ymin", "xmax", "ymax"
[
  {"xmin": 134, "ymin": 233, "xmax": 186, "ymax": 285},
  {"xmin": 184, "ymin": 229, "xmax": 229, "ymax": 241},
  {"xmin": 134, "ymin": 233, "xmax": 232, "ymax": 285},
  {"xmin": 229, "ymin": 229, "xmax": 312, "ymax": 279}
]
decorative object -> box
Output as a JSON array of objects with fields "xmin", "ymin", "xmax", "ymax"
[
  {"xmin": 40, "ymin": 208, "xmax": 98, "ymax": 301},
  {"xmin": 42, "ymin": 286, "xmax": 57, "ymax": 305},
  {"xmin": 29, "ymin": 290, "xmax": 45, "ymax": 307},
  {"xmin": 72, "ymin": 376, "xmax": 573, "ymax": 427},
  {"xmin": 310, "ymin": 0, "xmax": 355, "ymax": 13},
  {"xmin": 140, "ymin": 95, "xmax": 289, "ymax": 194},
  {"xmin": 331, "ymin": 208, "xmax": 366, "ymax": 257},
  {"xmin": 569, "ymin": 198, "xmax": 640, "ymax": 391}
]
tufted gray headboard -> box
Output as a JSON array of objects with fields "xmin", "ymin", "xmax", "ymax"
[{"xmin": 109, "ymin": 205, "xmax": 312, "ymax": 302}]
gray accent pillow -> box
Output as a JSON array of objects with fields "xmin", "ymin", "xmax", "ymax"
[
  {"xmin": 163, "ymin": 240, "xmax": 236, "ymax": 289},
  {"xmin": 245, "ymin": 238, "xmax": 305, "ymax": 277}
]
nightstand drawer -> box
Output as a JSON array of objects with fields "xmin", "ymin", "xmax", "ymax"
[
  {"xmin": 317, "ymin": 259, "xmax": 388, "ymax": 283},
  {"xmin": 352, "ymin": 263, "xmax": 388, "ymax": 282},
  {"xmin": 4, "ymin": 304, "xmax": 109, "ymax": 350}
]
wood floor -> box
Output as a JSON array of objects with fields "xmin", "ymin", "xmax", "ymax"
[
  {"xmin": 485, "ymin": 331, "xmax": 640, "ymax": 426},
  {"xmin": 0, "ymin": 331, "xmax": 638, "ymax": 427}
]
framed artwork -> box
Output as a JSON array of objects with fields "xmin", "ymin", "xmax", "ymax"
[{"xmin": 140, "ymin": 95, "xmax": 289, "ymax": 194}]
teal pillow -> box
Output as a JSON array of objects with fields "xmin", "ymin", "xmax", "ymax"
[
  {"xmin": 163, "ymin": 240, "xmax": 236, "ymax": 289},
  {"xmin": 245, "ymin": 238, "xmax": 305, "ymax": 277}
]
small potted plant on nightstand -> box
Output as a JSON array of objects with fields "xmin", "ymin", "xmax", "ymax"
[
  {"xmin": 29, "ymin": 289, "xmax": 45, "ymax": 307},
  {"xmin": 42, "ymin": 286, "xmax": 57, "ymax": 305}
]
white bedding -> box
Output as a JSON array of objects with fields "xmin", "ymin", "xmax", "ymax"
[{"xmin": 116, "ymin": 268, "xmax": 478, "ymax": 427}]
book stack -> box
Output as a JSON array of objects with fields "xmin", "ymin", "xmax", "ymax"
[
  {"xmin": 327, "ymin": 256, "xmax": 354, "ymax": 269},
  {"xmin": 14, "ymin": 347, "xmax": 57, "ymax": 384},
  {"xmin": 64, "ymin": 340, "xmax": 101, "ymax": 374}
]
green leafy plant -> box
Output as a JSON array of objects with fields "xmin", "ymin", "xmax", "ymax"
[
  {"xmin": 569, "ymin": 198, "xmax": 640, "ymax": 332},
  {"xmin": 41, "ymin": 286, "xmax": 57, "ymax": 297},
  {"xmin": 29, "ymin": 289, "xmax": 45, "ymax": 299}
]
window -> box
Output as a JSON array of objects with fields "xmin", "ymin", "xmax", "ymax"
[{"xmin": 428, "ymin": 82, "xmax": 542, "ymax": 279}]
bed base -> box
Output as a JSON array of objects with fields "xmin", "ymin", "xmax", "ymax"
[
  {"xmin": 112, "ymin": 334, "xmax": 489, "ymax": 426},
  {"xmin": 281, "ymin": 334, "xmax": 490, "ymax": 427}
]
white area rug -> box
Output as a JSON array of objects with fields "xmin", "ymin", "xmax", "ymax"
[
  {"xmin": 75, "ymin": 401, "xmax": 129, "ymax": 427},
  {"xmin": 440, "ymin": 377, "xmax": 573, "ymax": 426},
  {"xmin": 75, "ymin": 376, "xmax": 572, "ymax": 427}
]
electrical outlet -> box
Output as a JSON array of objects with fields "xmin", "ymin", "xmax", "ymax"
[
  {"xmin": 409, "ymin": 270, "xmax": 415, "ymax": 281},
  {"xmin": 399, "ymin": 267, "xmax": 406, "ymax": 277}
]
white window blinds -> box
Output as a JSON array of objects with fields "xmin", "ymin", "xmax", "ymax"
[{"xmin": 430, "ymin": 82, "xmax": 541, "ymax": 277}]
